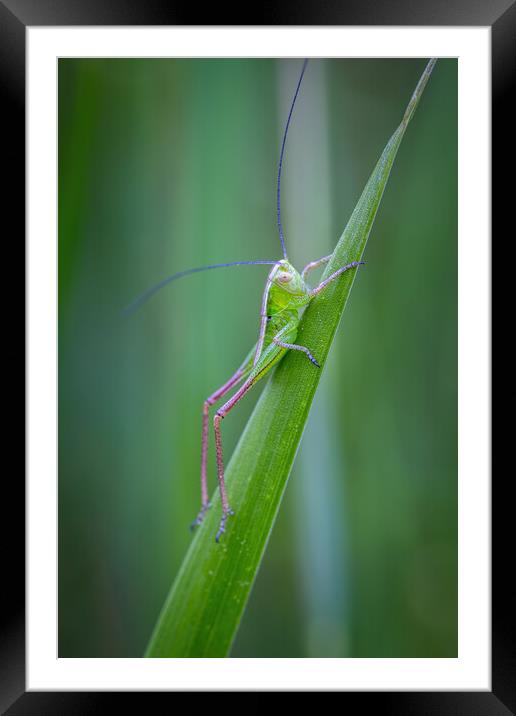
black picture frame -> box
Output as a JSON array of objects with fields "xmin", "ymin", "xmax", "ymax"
[{"xmin": 4, "ymin": 0, "xmax": 504, "ymax": 711}]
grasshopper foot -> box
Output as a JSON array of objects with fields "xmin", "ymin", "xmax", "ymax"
[
  {"xmin": 215, "ymin": 508, "xmax": 235, "ymax": 542},
  {"xmin": 190, "ymin": 501, "xmax": 211, "ymax": 531}
]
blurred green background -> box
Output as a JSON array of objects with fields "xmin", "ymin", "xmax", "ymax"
[{"xmin": 58, "ymin": 58, "xmax": 457, "ymax": 658}]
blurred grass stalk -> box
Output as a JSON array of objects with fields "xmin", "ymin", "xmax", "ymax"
[
  {"xmin": 281, "ymin": 60, "xmax": 350, "ymax": 656},
  {"xmin": 144, "ymin": 59, "xmax": 437, "ymax": 658}
]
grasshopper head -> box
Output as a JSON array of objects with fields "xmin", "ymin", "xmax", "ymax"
[{"xmin": 271, "ymin": 260, "xmax": 305, "ymax": 296}]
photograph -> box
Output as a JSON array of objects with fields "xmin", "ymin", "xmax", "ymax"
[{"xmin": 57, "ymin": 56, "xmax": 458, "ymax": 659}]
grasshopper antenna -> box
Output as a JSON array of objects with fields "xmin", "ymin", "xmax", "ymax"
[
  {"xmin": 124, "ymin": 259, "xmax": 280, "ymax": 315},
  {"xmin": 277, "ymin": 58, "xmax": 309, "ymax": 260}
]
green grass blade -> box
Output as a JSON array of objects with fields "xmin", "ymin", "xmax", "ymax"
[{"xmin": 145, "ymin": 59, "xmax": 437, "ymax": 658}]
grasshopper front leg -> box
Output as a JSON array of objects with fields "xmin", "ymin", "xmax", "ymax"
[
  {"xmin": 310, "ymin": 261, "xmax": 365, "ymax": 297},
  {"xmin": 272, "ymin": 335, "xmax": 320, "ymax": 367}
]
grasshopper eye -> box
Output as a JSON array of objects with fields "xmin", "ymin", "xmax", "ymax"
[{"xmin": 277, "ymin": 271, "xmax": 292, "ymax": 284}]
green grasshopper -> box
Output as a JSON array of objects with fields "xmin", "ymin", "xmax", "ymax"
[{"xmin": 126, "ymin": 59, "xmax": 363, "ymax": 541}]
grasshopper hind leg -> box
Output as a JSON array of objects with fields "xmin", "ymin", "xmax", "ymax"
[
  {"xmin": 191, "ymin": 348, "xmax": 255, "ymax": 531},
  {"xmin": 212, "ymin": 338, "xmax": 288, "ymax": 542},
  {"xmin": 213, "ymin": 378, "xmax": 256, "ymax": 541},
  {"xmin": 190, "ymin": 369, "xmax": 243, "ymax": 531}
]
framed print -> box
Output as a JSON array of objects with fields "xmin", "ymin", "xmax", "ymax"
[{"xmin": 4, "ymin": 0, "xmax": 504, "ymax": 710}]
